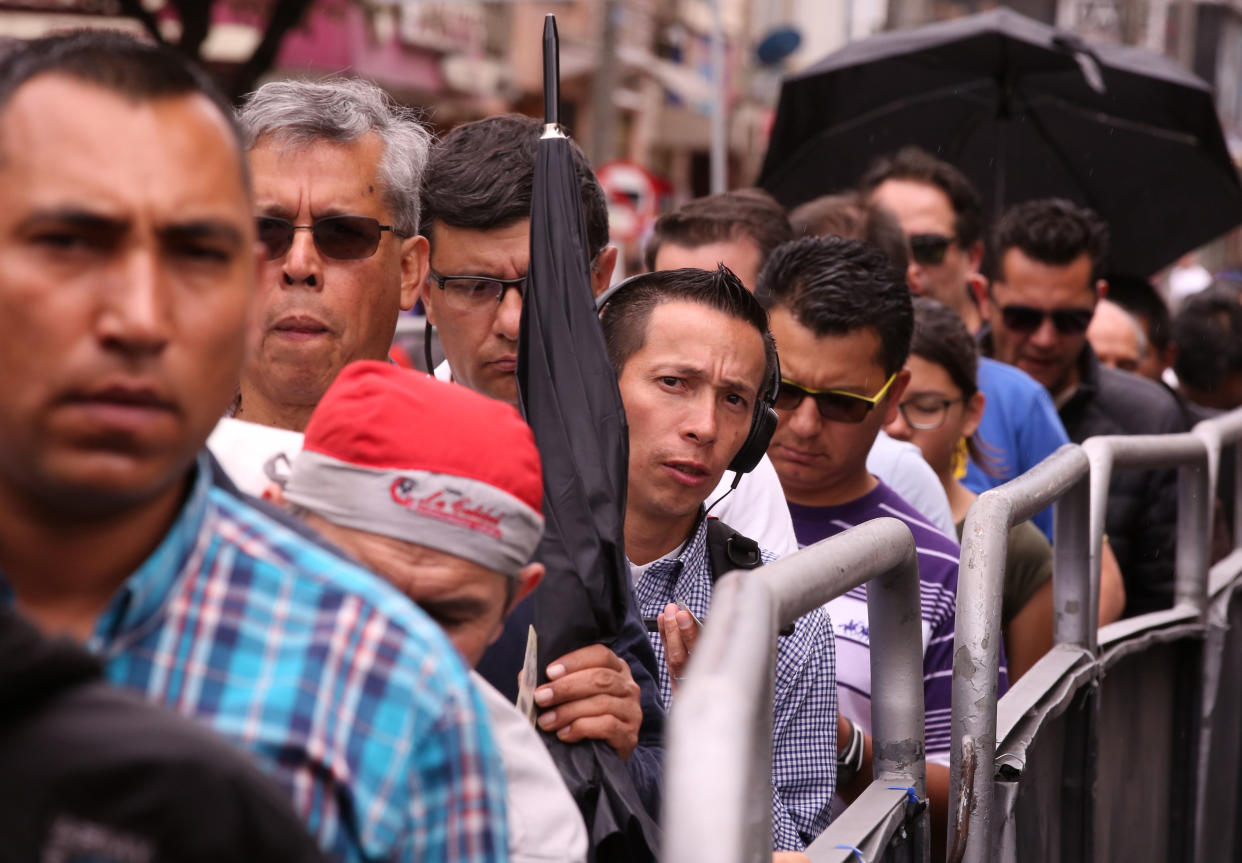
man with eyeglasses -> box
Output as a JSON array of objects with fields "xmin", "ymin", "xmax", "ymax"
[
  {"xmin": 979, "ymin": 198, "xmax": 1185, "ymax": 617},
  {"xmin": 757, "ymin": 236, "xmax": 1005, "ymax": 858},
  {"xmin": 860, "ymin": 148, "xmax": 1071, "ymax": 543},
  {"xmin": 230, "ymin": 78, "xmax": 431, "ymax": 432},
  {"xmin": 417, "ymin": 113, "xmax": 666, "ymax": 818},
  {"xmin": 420, "ymin": 114, "xmax": 617, "ymax": 405}
]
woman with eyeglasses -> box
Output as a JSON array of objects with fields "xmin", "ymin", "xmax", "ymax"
[{"xmin": 885, "ymin": 297, "xmax": 1054, "ymax": 680}]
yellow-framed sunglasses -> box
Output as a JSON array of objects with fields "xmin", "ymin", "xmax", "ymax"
[{"xmin": 774, "ymin": 372, "xmax": 899, "ymax": 423}]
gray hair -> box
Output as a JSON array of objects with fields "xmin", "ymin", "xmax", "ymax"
[{"xmin": 237, "ymin": 77, "xmax": 431, "ymax": 235}]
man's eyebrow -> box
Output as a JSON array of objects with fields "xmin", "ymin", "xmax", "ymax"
[
  {"xmin": 418, "ymin": 596, "xmax": 491, "ymax": 619},
  {"xmin": 17, "ymin": 208, "xmax": 126, "ymax": 232},
  {"xmin": 659, "ymin": 363, "xmax": 758, "ymax": 396},
  {"xmin": 161, "ymin": 220, "xmax": 245, "ymax": 248}
]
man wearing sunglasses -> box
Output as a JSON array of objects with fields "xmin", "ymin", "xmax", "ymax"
[
  {"xmin": 232, "ymin": 78, "xmax": 431, "ymax": 432},
  {"xmin": 861, "ymin": 148, "xmax": 1071, "ymax": 543},
  {"xmin": 979, "ymin": 198, "xmax": 1185, "ymax": 617},
  {"xmin": 861, "ymin": 146, "xmax": 986, "ymax": 333},
  {"xmin": 758, "ymin": 236, "xmax": 1000, "ymax": 858}
]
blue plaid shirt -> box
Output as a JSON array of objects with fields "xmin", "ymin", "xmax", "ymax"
[
  {"xmin": 1, "ymin": 454, "xmax": 507, "ymax": 863},
  {"xmin": 632, "ymin": 516, "xmax": 837, "ymax": 851}
]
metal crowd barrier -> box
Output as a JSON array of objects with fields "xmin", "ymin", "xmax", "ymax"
[
  {"xmin": 948, "ymin": 406, "xmax": 1242, "ymax": 863},
  {"xmin": 948, "ymin": 444, "xmax": 1095, "ymax": 863},
  {"xmin": 663, "ymin": 517, "xmax": 930, "ymax": 863}
]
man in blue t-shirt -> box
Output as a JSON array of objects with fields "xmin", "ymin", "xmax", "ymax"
[{"xmin": 756, "ymin": 235, "xmax": 1009, "ymax": 858}]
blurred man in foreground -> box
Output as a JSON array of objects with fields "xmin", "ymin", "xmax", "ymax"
[{"xmin": 0, "ymin": 31, "xmax": 505, "ymax": 861}]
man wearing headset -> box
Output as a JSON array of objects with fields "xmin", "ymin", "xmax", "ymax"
[{"xmin": 599, "ymin": 265, "xmax": 837, "ymax": 853}]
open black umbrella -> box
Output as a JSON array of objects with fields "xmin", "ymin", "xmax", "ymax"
[
  {"xmin": 759, "ymin": 7, "xmax": 1242, "ymax": 278},
  {"xmin": 516, "ymin": 15, "xmax": 659, "ymax": 862}
]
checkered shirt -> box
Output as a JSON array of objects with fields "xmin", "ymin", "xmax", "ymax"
[
  {"xmin": 632, "ymin": 515, "xmax": 837, "ymax": 851},
  {"xmin": 1, "ymin": 454, "xmax": 508, "ymax": 863}
]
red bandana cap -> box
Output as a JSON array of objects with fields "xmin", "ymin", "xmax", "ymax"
[{"xmin": 284, "ymin": 360, "xmax": 544, "ymax": 577}]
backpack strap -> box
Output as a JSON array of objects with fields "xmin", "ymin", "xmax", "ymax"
[
  {"xmin": 705, "ymin": 517, "xmax": 762, "ymax": 584},
  {"xmin": 704, "ymin": 517, "xmax": 794, "ymax": 636}
]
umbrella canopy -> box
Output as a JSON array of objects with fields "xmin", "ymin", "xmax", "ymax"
[
  {"xmin": 759, "ymin": 7, "xmax": 1242, "ymax": 278},
  {"xmin": 517, "ymin": 14, "xmax": 659, "ymax": 862}
]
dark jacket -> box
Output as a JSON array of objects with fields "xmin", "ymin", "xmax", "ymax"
[
  {"xmin": 0, "ymin": 607, "xmax": 325, "ymax": 862},
  {"xmin": 1057, "ymin": 345, "xmax": 1187, "ymax": 616}
]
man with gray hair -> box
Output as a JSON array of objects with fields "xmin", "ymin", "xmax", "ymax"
[{"xmin": 232, "ymin": 77, "xmax": 431, "ymax": 431}]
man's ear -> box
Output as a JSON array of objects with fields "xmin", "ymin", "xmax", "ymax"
[
  {"xmin": 507, "ymin": 561, "xmax": 545, "ymax": 615},
  {"xmin": 882, "ymin": 368, "xmax": 912, "ymax": 426},
  {"xmin": 399, "ymin": 234, "xmax": 430, "ymax": 312},
  {"xmin": 591, "ymin": 245, "xmax": 619, "ymax": 299},
  {"xmin": 969, "ymin": 272, "xmax": 990, "ymax": 315},
  {"xmin": 966, "ymin": 240, "xmax": 984, "ymax": 272}
]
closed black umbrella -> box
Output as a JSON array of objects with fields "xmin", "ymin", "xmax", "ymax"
[
  {"xmin": 759, "ymin": 7, "xmax": 1242, "ymax": 278},
  {"xmin": 516, "ymin": 14, "xmax": 659, "ymax": 862}
]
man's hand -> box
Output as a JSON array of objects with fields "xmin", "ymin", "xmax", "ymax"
[
  {"xmin": 656, "ymin": 602, "xmax": 701, "ymax": 690},
  {"xmin": 535, "ymin": 644, "xmax": 642, "ymax": 761}
]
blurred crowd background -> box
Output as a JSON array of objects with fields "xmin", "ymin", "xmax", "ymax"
[{"xmin": 3, "ymin": 0, "xmax": 1240, "ymax": 282}]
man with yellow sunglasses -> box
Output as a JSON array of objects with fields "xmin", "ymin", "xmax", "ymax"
[{"xmin": 757, "ymin": 235, "xmax": 1008, "ymax": 859}]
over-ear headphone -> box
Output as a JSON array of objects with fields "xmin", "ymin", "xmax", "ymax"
[{"xmin": 596, "ymin": 274, "xmax": 779, "ymax": 476}]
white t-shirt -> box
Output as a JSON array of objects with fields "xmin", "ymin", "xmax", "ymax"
[
  {"xmin": 474, "ymin": 672, "xmax": 588, "ymax": 863},
  {"xmin": 865, "ymin": 431, "xmax": 957, "ymax": 538},
  {"xmin": 207, "ymin": 417, "xmax": 305, "ymax": 497}
]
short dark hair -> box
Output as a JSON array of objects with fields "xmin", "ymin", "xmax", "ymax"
[
  {"xmin": 757, "ymin": 235, "xmax": 913, "ymax": 376},
  {"xmin": 419, "ymin": 114, "xmax": 608, "ymax": 257},
  {"xmin": 789, "ymin": 192, "xmax": 909, "ymax": 275},
  {"xmin": 600, "ymin": 265, "xmax": 777, "ymax": 397},
  {"xmin": 1106, "ymin": 275, "xmax": 1172, "ymax": 352},
  {"xmin": 0, "ymin": 30, "xmax": 241, "ymax": 152},
  {"xmin": 992, "ymin": 198, "xmax": 1110, "ymax": 284},
  {"xmin": 644, "ymin": 189, "xmax": 793, "ymax": 272},
  {"xmin": 1173, "ymin": 284, "xmax": 1242, "ymax": 392},
  {"xmin": 859, "ymin": 146, "xmax": 983, "ymax": 247}
]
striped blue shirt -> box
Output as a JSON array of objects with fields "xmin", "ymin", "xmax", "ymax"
[
  {"xmin": 789, "ymin": 480, "xmax": 1009, "ymax": 766},
  {"xmin": 1, "ymin": 454, "xmax": 508, "ymax": 863},
  {"xmin": 632, "ymin": 515, "xmax": 837, "ymax": 852}
]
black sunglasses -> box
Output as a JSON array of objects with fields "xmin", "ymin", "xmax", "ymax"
[
  {"xmin": 257, "ymin": 215, "xmax": 409, "ymax": 261},
  {"xmin": 774, "ymin": 374, "xmax": 898, "ymax": 424},
  {"xmin": 908, "ymin": 233, "xmax": 955, "ymax": 266},
  {"xmin": 1000, "ymin": 304, "xmax": 1094, "ymax": 335}
]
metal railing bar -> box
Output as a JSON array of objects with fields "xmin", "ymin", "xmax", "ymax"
[
  {"xmin": 807, "ymin": 785, "xmax": 913, "ymax": 862},
  {"xmin": 994, "ymin": 644, "xmax": 1093, "ymax": 745},
  {"xmin": 1192, "ymin": 411, "xmax": 1242, "ymax": 556},
  {"xmin": 1207, "ymin": 549, "xmax": 1242, "ymax": 599},
  {"xmin": 951, "ymin": 445, "xmax": 1091, "ymax": 863},
  {"xmin": 1081, "ymin": 434, "xmax": 1211, "ymax": 617},
  {"xmin": 664, "ymin": 517, "xmax": 928, "ymax": 863},
  {"xmin": 1096, "ymin": 605, "xmax": 1201, "ymax": 650},
  {"xmin": 663, "ymin": 573, "xmax": 776, "ymax": 863}
]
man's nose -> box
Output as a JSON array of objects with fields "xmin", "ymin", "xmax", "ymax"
[
  {"xmin": 681, "ymin": 395, "xmax": 719, "ymax": 446},
  {"xmin": 494, "ymin": 283, "xmax": 523, "ymax": 340},
  {"xmin": 281, "ymin": 227, "xmax": 323, "ymax": 289},
  {"xmin": 97, "ymin": 249, "xmax": 172, "ymax": 356},
  {"xmin": 785, "ymin": 397, "xmax": 823, "ymax": 439},
  {"xmin": 1028, "ymin": 314, "xmax": 1060, "ymax": 348}
]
